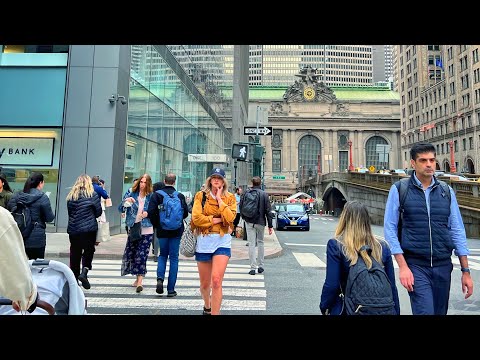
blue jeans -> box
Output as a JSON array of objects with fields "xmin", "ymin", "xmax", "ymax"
[
  {"xmin": 408, "ymin": 262, "xmax": 453, "ymax": 315},
  {"xmin": 156, "ymin": 236, "xmax": 181, "ymax": 293}
]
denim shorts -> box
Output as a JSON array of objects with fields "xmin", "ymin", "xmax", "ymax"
[{"xmin": 195, "ymin": 247, "xmax": 231, "ymax": 262}]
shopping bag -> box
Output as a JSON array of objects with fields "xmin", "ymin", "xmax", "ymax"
[
  {"xmin": 105, "ymin": 198, "xmax": 112, "ymax": 207},
  {"xmin": 96, "ymin": 221, "xmax": 111, "ymax": 243}
]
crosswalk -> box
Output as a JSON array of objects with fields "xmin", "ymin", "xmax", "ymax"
[{"xmin": 83, "ymin": 259, "xmax": 266, "ymax": 315}]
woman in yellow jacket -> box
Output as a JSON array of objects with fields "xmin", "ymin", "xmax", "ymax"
[{"xmin": 191, "ymin": 168, "xmax": 237, "ymax": 315}]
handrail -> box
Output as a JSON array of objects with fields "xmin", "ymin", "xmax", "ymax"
[{"xmin": 0, "ymin": 297, "xmax": 55, "ymax": 315}]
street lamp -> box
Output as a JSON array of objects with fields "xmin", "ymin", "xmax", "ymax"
[
  {"xmin": 347, "ymin": 139, "xmax": 354, "ymax": 171},
  {"xmin": 449, "ymin": 140, "xmax": 456, "ymax": 172}
]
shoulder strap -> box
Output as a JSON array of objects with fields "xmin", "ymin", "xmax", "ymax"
[
  {"xmin": 395, "ymin": 178, "xmax": 410, "ymax": 211},
  {"xmin": 438, "ymin": 180, "xmax": 451, "ymax": 204},
  {"xmin": 157, "ymin": 189, "xmax": 168, "ymax": 199}
]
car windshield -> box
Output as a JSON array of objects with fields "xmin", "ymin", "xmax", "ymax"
[{"xmin": 278, "ymin": 204, "xmax": 305, "ymax": 212}]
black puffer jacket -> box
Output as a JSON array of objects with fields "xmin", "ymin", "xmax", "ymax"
[
  {"xmin": 67, "ymin": 193, "xmax": 102, "ymax": 235},
  {"xmin": 7, "ymin": 188, "xmax": 55, "ymax": 249}
]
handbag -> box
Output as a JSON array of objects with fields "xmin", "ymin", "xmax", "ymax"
[
  {"xmin": 128, "ymin": 221, "xmax": 142, "ymax": 242},
  {"xmin": 180, "ymin": 220, "xmax": 197, "ymax": 257},
  {"xmin": 96, "ymin": 221, "xmax": 111, "ymax": 243}
]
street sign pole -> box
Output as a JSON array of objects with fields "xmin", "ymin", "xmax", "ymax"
[{"xmin": 234, "ymin": 159, "xmax": 237, "ymax": 187}]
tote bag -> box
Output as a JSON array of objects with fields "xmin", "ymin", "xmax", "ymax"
[
  {"xmin": 180, "ymin": 220, "xmax": 197, "ymax": 257},
  {"xmin": 96, "ymin": 221, "xmax": 111, "ymax": 243}
]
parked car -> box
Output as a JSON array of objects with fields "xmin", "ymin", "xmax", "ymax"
[
  {"xmin": 274, "ymin": 203, "xmax": 310, "ymax": 231},
  {"xmin": 438, "ymin": 173, "xmax": 470, "ymax": 181}
]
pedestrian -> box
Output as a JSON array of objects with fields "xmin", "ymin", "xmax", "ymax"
[
  {"xmin": 0, "ymin": 206, "xmax": 38, "ymax": 312},
  {"xmin": 150, "ymin": 181, "xmax": 166, "ymax": 262},
  {"xmin": 92, "ymin": 175, "xmax": 109, "ymax": 200},
  {"xmin": 147, "ymin": 173, "xmax": 189, "ymax": 297},
  {"xmin": 191, "ymin": 168, "xmax": 236, "ymax": 315},
  {"xmin": 384, "ymin": 142, "xmax": 473, "ymax": 315},
  {"xmin": 231, "ymin": 186, "xmax": 243, "ymax": 237},
  {"xmin": 92, "ymin": 177, "xmax": 110, "ymax": 246},
  {"xmin": 119, "ymin": 174, "xmax": 154, "ymax": 293},
  {"xmin": 240, "ymin": 176, "xmax": 273, "ymax": 275},
  {"xmin": 319, "ymin": 200, "xmax": 400, "ymax": 315},
  {"xmin": 7, "ymin": 172, "xmax": 55, "ymax": 260},
  {"xmin": 0, "ymin": 173, "xmax": 13, "ymax": 209},
  {"xmin": 66, "ymin": 174, "xmax": 103, "ymax": 289}
]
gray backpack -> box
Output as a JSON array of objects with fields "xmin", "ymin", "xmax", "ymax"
[{"xmin": 344, "ymin": 245, "xmax": 396, "ymax": 315}]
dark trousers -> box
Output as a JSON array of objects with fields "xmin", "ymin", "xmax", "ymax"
[
  {"xmin": 69, "ymin": 231, "xmax": 97, "ymax": 279},
  {"xmin": 25, "ymin": 247, "xmax": 45, "ymax": 260},
  {"xmin": 233, "ymin": 213, "xmax": 241, "ymax": 228},
  {"xmin": 408, "ymin": 262, "xmax": 453, "ymax": 315}
]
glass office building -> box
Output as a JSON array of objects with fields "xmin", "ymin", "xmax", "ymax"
[{"xmin": 0, "ymin": 45, "xmax": 231, "ymax": 233}]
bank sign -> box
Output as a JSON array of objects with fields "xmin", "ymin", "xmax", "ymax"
[{"xmin": 0, "ymin": 138, "xmax": 55, "ymax": 166}]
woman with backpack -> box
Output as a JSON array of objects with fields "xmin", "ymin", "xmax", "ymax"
[
  {"xmin": 7, "ymin": 172, "xmax": 55, "ymax": 260},
  {"xmin": 66, "ymin": 174, "xmax": 103, "ymax": 289},
  {"xmin": 319, "ymin": 200, "xmax": 400, "ymax": 315},
  {"xmin": 118, "ymin": 174, "xmax": 154, "ymax": 293}
]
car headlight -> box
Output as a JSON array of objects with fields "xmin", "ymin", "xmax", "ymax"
[
  {"xmin": 300, "ymin": 215, "xmax": 308, "ymax": 220},
  {"xmin": 278, "ymin": 214, "xmax": 286, "ymax": 219}
]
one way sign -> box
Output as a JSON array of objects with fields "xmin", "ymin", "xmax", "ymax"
[{"xmin": 244, "ymin": 126, "xmax": 273, "ymax": 136}]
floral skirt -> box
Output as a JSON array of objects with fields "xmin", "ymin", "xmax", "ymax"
[{"xmin": 121, "ymin": 234, "xmax": 153, "ymax": 276}]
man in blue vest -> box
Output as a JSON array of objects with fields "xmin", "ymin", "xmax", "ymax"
[{"xmin": 384, "ymin": 142, "xmax": 473, "ymax": 314}]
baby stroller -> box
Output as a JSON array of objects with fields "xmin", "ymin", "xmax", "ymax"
[{"xmin": 0, "ymin": 259, "xmax": 87, "ymax": 315}]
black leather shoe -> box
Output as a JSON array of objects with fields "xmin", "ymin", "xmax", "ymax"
[
  {"xmin": 258, "ymin": 267, "xmax": 264, "ymax": 274},
  {"xmin": 203, "ymin": 306, "xmax": 211, "ymax": 315},
  {"xmin": 167, "ymin": 291, "xmax": 177, "ymax": 297},
  {"xmin": 78, "ymin": 267, "xmax": 91, "ymax": 290},
  {"xmin": 248, "ymin": 270, "xmax": 256, "ymax": 275},
  {"xmin": 156, "ymin": 279, "xmax": 164, "ymax": 294}
]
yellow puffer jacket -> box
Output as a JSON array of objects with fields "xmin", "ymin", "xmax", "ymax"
[{"xmin": 191, "ymin": 190, "xmax": 236, "ymax": 236}]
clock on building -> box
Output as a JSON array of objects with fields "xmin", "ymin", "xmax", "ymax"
[{"xmin": 303, "ymin": 86, "xmax": 316, "ymax": 101}]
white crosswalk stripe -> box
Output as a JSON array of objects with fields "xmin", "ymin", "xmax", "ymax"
[
  {"xmin": 83, "ymin": 259, "xmax": 266, "ymax": 314},
  {"xmin": 292, "ymin": 252, "xmax": 326, "ymax": 268},
  {"xmin": 289, "ymin": 248, "xmax": 480, "ymax": 272}
]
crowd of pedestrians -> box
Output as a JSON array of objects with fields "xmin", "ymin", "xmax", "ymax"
[{"xmin": 0, "ymin": 141, "xmax": 475, "ymax": 315}]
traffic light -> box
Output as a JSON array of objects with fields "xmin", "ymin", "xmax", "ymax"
[
  {"xmin": 231, "ymin": 143, "xmax": 248, "ymax": 161},
  {"xmin": 253, "ymin": 145, "xmax": 264, "ymax": 162}
]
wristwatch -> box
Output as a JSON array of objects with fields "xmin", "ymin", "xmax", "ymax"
[{"xmin": 461, "ymin": 267, "xmax": 471, "ymax": 273}]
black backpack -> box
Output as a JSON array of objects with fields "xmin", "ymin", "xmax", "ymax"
[
  {"xmin": 395, "ymin": 177, "xmax": 451, "ymax": 240},
  {"xmin": 10, "ymin": 200, "xmax": 35, "ymax": 240},
  {"xmin": 343, "ymin": 245, "xmax": 396, "ymax": 315},
  {"xmin": 241, "ymin": 189, "xmax": 260, "ymax": 220}
]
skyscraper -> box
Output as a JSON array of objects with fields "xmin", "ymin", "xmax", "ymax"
[{"xmin": 168, "ymin": 45, "xmax": 375, "ymax": 87}]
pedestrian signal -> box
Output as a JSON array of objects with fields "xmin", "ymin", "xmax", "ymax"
[{"xmin": 232, "ymin": 143, "xmax": 248, "ymax": 161}]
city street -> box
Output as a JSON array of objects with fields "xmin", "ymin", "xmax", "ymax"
[{"xmin": 47, "ymin": 214, "xmax": 480, "ymax": 315}]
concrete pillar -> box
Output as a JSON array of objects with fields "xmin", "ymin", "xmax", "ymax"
[{"xmin": 58, "ymin": 45, "xmax": 131, "ymax": 234}]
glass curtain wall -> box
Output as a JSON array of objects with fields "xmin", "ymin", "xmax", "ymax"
[{"xmin": 126, "ymin": 45, "xmax": 230, "ymax": 196}]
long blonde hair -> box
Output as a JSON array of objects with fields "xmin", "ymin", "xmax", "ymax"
[
  {"xmin": 335, "ymin": 200, "xmax": 384, "ymax": 268},
  {"xmin": 205, "ymin": 175, "xmax": 230, "ymax": 196},
  {"xmin": 66, "ymin": 174, "xmax": 95, "ymax": 201}
]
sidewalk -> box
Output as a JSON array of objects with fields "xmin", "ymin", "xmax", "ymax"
[{"xmin": 45, "ymin": 227, "xmax": 283, "ymax": 261}]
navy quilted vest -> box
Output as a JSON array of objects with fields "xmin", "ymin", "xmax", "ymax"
[{"xmin": 401, "ymin": 178, "xmax": 453, "ymax": 267}]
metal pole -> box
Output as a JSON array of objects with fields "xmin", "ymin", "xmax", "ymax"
[
  {"xmin": 255, "ymin": 105, "xmax": 260, "ymax": 144},
  {"xmin": 262, "ymin": 149, "xmax": 265, "ymax": 190},
  {"xmin": 234, "ymin": 159, "xmax": 237, "ymax": 187}
]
